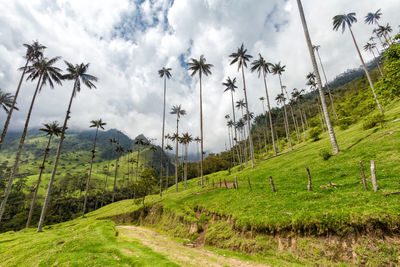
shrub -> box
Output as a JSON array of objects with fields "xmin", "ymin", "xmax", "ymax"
[
  {"xmin": 319, "ymin": 149, "xmax": 332, "ymax": 160},
  {"xmin": 337, "ymin": 117, "xmax": 353, "ymax": 130},
  {"xmin": 309, "ymin": 127, "xmax": 322, "ymax": 141},
  {"xmin": 362, "ymin": 113, "xmax": 385, "ymax": 130}
]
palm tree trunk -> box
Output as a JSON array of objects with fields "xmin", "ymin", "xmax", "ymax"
[
  {"xmin": 240, "ymin": 108, "xmax": 249, "ymax": 163},
  {"xmin": 175, "ymin": 117, "xmax": 179, "ymax": 192},
  {"xmin": 112, "ymin": 156, "xmax": 119, "ymax": 202},
  {"xmin": 262, "ymin": 71, "xmax": 277, "ymax": 155},
  {"xmin": 230, "ymin": 91, "xmax": 242, "ymax": 168},
  {"xmin": 299, "ymin": 107, "xmax": 306, "ymax": 140},
  {"xmin": 165, "ymin": 156, "xmax": 169, "ymax": 190},
  {"xmin": 370, "ymin": 50, "xmax": 383, "ymax": 76},
  {"xmin": 184, "ymin": 144, "xmax": 188, "ymax": 189},
  {"xmin": 199, "ymin": 72, "xmax": 205, "ymax": 185},
  {"xmin": 348, "ymin": 27, "xmax": 383, "ymax": 113},
  {"xmin": 196, "ymin": 141, "xmax": 200, "ymax": 178},
  {"xmin": 289, "ymin": 103, "xmax": 300, "ymax": 143},
  {"xmin": 278, "ymin": 75, "xmax": 292, "ymax": 149},
  {"xmin": 26, "ymin": 134, "xmax": 52, "ymax": 228},
  {"xmin": 159, "ymin": 77, "xmax": 166, "ymax": 196},
  {"xmin": 37, "ymin": 81, "xmax": 77, "ymax": 232},
  {"xmin": 0, "ymin": 74, "xmax": 43, "ymax": 222},
  {"xmin": 297, "ymin": 0, "xmax": 339, "ymax": 154},
  {"xmin": 240, "ymin": 65, "xmax": 255, "ymax": 168},
  {"xmin": 82, "ymin": 127, "xmax": 99, "ymax": 216},
  {"xmin": 0, "ymin": 59, "xmax": 29, "ymax": 150},
  {"xmin": 315, "ymin": 49, "xmax": 338, "ymax": 120},
  {"xmin": 260, "ymin": 99, "xmax": 269, "ymax": 157},
  {"xmin": 136, "ymin": 147, "xmax": 140, "ymax": 182}
]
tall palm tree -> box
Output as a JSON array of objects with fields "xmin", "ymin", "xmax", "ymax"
[
  {"xmin": 158, "ymin": 67, "xmax": 171, "ymax": 197},
  {"xmin": 82, "ymin": 119, "xmax": 106, "ymax": 216},
  {"xmin": 112, "ymin": 144, "xmax": 124, "ymax": 202},
  {"xmin": 236, "ymin": 99, "xmax": 248, "ymax": 163},
  {"xmin": 188, "ymin": 55, "xmax": 212, "ymax": 185},
  {"xmin": 164, "ymin": 144, "xmax": 173, "ymax": 189},
  {"xmin": 283, "ymin": 86, "xmax": 301, "ymax": 143},
  {"xmin": 0, "ymin": 56, "xmax": 63, "ymax": 222},
  {"xmin": 377, "ymin": 24, "xmax": 393, "ymax": 45},
  {"xmin": 170, "ymin": 105, "xmax": 186, "ymax": 192},
  {"xmin": 271, "ymin": 62, "xmax": 292, "ymax": 149},
  {"xmin": 222, "ymin": 76, "xmax": 242, "ymax": 167},
  {"xmin": 365, "ymin": 9, "xmax": 382, "ymax": 26},
  {"xmin": 251, "ymin": 54, "xmax": 276, "ymax": 155},
  {"xmin": 0, "ymin": 41, "xmax": 46, "ymax": 150},
  {"xmin": 229, "ymin": 44, "xmax": 255, "ymax": 168},
  {"xmin": 37, "ymin": 61, "xmax": 97, "ymax": 232},
  {"xmin": 194, "ymin": 137, "xmax": 201, "ymax": 178},
  {"xmin": 297, "ymin": 0, "xmax": 339, "ymax": 154},
  {"xmin": 180, "ymin": 132, "xmax": 193, "ymax": 189},
  {"xmin": 333, "ymin": 12, "xmax": 383, "ymax": 113},
  {"xmin": 363, "ymin": 42, "xmax": 383, "ymax": 76},
  {"xmin": 312, "ymin": 45, "xmax": 338, "ymax": 120},
  {"xmin": 134, "ymin": 138, "xmax": 146, "ymax": 181},
  {"xmin": 258, "ymin": 97, "xmax": 269, "ymax": 156},
  {"xmin": 26, "ymin": 121, "xmax": 62, "ymax": 228},
  {"xmin": 291, "ymin": 89, "xmax": 306, "ymax": 140},
  {"xmin": 0, "ymin": 90, "xmax": 18, "ymax": 115}
]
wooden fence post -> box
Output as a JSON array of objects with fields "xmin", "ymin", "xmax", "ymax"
[
  {"xmin": 306, "ymin": 166, "xmax": 312, "ymax": 191},
  {"xmin": 370, "ymin": 160, "xmax": 378, "ymax": 192},
  {"xmin": 212, "ymin": 179, "xmax": 214, "ymax": 187},
  {"xmin": 219, "ymin": 178, "xmax": 222, "ymax": 188},
  {"xmin": 247, "ymin": 176, "xmax": 252, "ymax": 191},
  {"xmin": 224, "ymin": 178, "xmax": 228, "ymax": 188},
  {"xmin": 269, "ymin": 176, "xmax": 276, "ymax": 193},
  {"xmin": 359, "ymin": 161, "xmax": 367, "ymax": 190},
  {"xmin": 235, "ymin": 176, "xmax": 239, "ymax": 189}
]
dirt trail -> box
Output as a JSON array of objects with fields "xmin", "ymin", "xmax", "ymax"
[{"xmin": 117, "ymin": 225, "xmax": 268, "ymax": 267}]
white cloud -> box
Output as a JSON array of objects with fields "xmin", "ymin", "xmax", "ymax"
[{"xmin": 0, "ymin": 0, "xmax": 399, "ymax": 154}]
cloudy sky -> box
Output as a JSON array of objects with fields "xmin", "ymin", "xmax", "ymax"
[{"xmin": 0, "ymin": 0, "xmax": 399, "ymax": 153}]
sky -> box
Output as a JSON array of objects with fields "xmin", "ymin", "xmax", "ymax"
[{"xmin": 0, "ymin": 0, "xmax": 399, "ymax": 154}]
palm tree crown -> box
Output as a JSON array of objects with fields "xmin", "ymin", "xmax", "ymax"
[
  {"xmin": 271, "ymin": 62, "xmax": 286, "ymax": 75},
  {"xmin": 25, "ymin": 57, "xmax": 63, "ymax": 90},
  {"xmin": 158, "ymin": 67, "xmax": 172, "ymax": 79},
  {"xmin": 250, "ymin": 54, "xmax": 271, "ymax": 76},
  {"xmin": 222, "ymin": 77, "xmax": 237, "ymax": 92},
  {"xmin": 229, "ymin": 43, "xmax": 252, "ymax": 70},
  {"xmin": 333, "ymin": 13, "xmax": 357, "ymax": 32},
  {"xmin": 188, "ymin": 55, "xmax": 213, "ymax": 77},
  {"xmin": 40, "ymin": 121, "xmax": 62, "ymax": 137},
  {"xmin": 63, "ymin": 61, "xmax": 98, "ymax": 94},
  {"xmin": 90, "ymin": 119, "xmax": 106, "ymax": 130},
  {"xmin": 170, "ymin": 105, "xmax": 186, "ymax": 119},
  {"xmin": 365, "ymin": 9, "xmax": 382, "ymax": 25},
  {"xmin": 0, "ymin": 90, "xmax": 17, "ymax": 114},
  {"xmin": 23, "ymin": 41, "xmax": 46, "ymax": 62}
]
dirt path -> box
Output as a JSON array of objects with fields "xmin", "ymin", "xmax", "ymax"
[{"xmin": 117, "ymin": 225, "xmax": 268, "ymax": 267}]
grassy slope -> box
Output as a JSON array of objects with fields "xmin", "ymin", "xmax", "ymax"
[{"xmin": 1, "ymin": 102, "xmax": 400, "ymax": 266}]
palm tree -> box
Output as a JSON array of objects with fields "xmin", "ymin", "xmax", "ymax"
[
  {"xmin": 363, "ymin": 42, "xmax": 383, "ymax": 76},
  {"xmin": 291, "ymin": 89, "xmax": 306, "ymax": 140},
  {"xmin": 296, "ymin": 0, "xmax": 339, "ymax": 154},
  {"xmin": 333, "ymin": 12, "xmax": 383, "ymax": 114},
  {"xmin": 164, "ymin": 144, "xmax": 173, "ymax": 189},
  {"xmin": 112, "ymin": 144, "xmax": 124, "ymax": 202},
  {"xmin": 251, "ymin": 54, "xmax": 276, "ymax": 155},
  {"xmin": 312, "ymin": 45, "xmax": 338, "ymax": 120},
  {"xmin": 365, "ymin": 9, "xmax": 382, "ymax": 26},
  {"xmin": 170, "ymin": 105, "xmax": 186, "ymax": 192},
  {"xmin": 0, "ymin": 56, "xmax": 63, "ymax": 222},
  {"xmin": 283, "ymin": 86, "xmax": 301, "ymax": 143},
  {"xmin": 135, "ymin": 138, "xmax": 146, "ymax": 181},
  {"xmin": 188, "ymin": 55, "xmax": 212, "ymax": 185},
  {"xmin": 37, "ymin": 61, "xmax": 97, "ymax": 232},
  {"xmin": 194, "ymin": 137, "xmax": 201, "ymax": 178},
  {"xmin": 271, "ymin": 62, "xmax": 292, "ymax": 149},
  {"xmin": 226, "ymin": 119, "xmax": 235, "ymax": 167},
  {"xmin": 158, "ymin": 67, "xmax": 171, "ymax": 197},
  {"xmin": 229, "ymin": 44, "xmax": 255, "ymax": 168},
  {"xmin": 258, "ymin": 97, "xmax": 269, "ymax": 156},
  {"xmin": 26, "ymin": 121, "xmax": 62, "ymax": 228},
  {"xmin": 149, "ymin": 145, "xmax": 157, "ymax": 168},
  {"xmin": 306, "ymin": 73, "xmax": 326, "ymax": 131},
  {"xmin": 236, "ymin": 99, "xmax": 248, "ymax": 163},
  {"xmin": 180, "ymin": 132, "xmax": 193, "ymax": 189},
  {"xmin": 377, "ymin": 24, "xmax": 393, "ymax": 45},
  {"xmin": 82, "ymin": 119, "xmax": 106, "ymax": 216},
  {"xmin": 0, "ymin": 41, "xmax": 46, "ymax": 150},
  {"xmin": 0, "ymin": 90, "xmax": 18, "ymax": 115},
  {"xmin": 222, "ymin": 77, "xmax": 242, "ymax": 167}
]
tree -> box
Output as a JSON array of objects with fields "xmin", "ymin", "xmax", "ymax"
[
  {"xmin": 158, "ymin": 67, "xmax": 171, "ymax": 197},
  {"xmin": 0, "ymin": 90, "xmax": 18, "ymax": 115},
  {"xmin": 377, "ymin": 24, "xmax": 393, "ymax": 45},
  {"xmin": 312, "ymin": 45, "xmax": 338, "ymax": 120},
  {"xmin": 0, "ymin": 56, "xmax": 63, "ymax": 222},
  {"xmin": 258, "ymin": 97, "xmax": 269, "ymax": 156},
  {"xmin": 333, "ymin": 12, "xmax": 383, "ymax": 113},
  {"xmin": 26, "ymin": 121, "xmax": 62, "ymax": 228},
  {"xmin": 180, "ymin": 132, "xmax": 193, "ymax": 189},
  {"xmin": 82, "ymin": 119, "xmax": 106, "ymax": 216},
  {"xmin": 229, "ymin": 44, "xmax": 255, "ymax": 168},
  {"xmin": 271, "ymin": 62, "xmax": 292, "ymax": 149},
  {"xmin": 112, "ymin": 144, "xmax": 124, "ymax": 202},
  {"xmin": 291, "ymin": 88, "xmax": 307, "ymax": 140},
  {"xmin": 251, "ymin": 54, "xmax": 277, "ymax": 155},
  {"xmin": 170, "ymin": 105, "xmax": 186, "ymax": 192},
  {"xmin": 297, "ymin": 0, "xmax": 339, "ymax": 154},
  {"xmin": 188, "ymin": 55, "xmax": 212, "ymax": 185},
  {"xmin": 37, "ymin": 61, "xmax": 97, "ymax": 232},
  {"xmin": 236, "ymin": 99, "xmax": 249, "ymax": 163},
  {"xmin": 164, "ymin": 144, "xmax": 173, "ymax": 189},
  {"xmin": 365, "ymin": 9, "xmax": 382, "ymax": 26},
  {"xmin": 283, "ymin": 86, "xmax": 301, "ymax": 143},
  {"xmin": 222, "ymin": 77, "xmax": 242, "ymax": 167},
  {"xmin": 194, "ymin": 137, "xmax": 201, "ymax": 178},
  {"xmin": 0, "ymin": 41, "xmax": 46, "ymax": 150},
  {"xmin": 364, "ymin": 42, "xmax": 383, "ymax": 76}
]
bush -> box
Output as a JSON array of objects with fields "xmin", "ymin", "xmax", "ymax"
[
  {"xmin": 319, "ymin": 149, "xmax": 332, "ymax": 160},
  {"xmin": 309, "ymin": 127, "xmax": 322, "ymax": 141},
  {"xmin": 362, "ymin": 113, "xmax": 385, "ymax": 130},
  {"xmin": 337, "ymin": 117, "xmax": 353, "ymax": 130}
]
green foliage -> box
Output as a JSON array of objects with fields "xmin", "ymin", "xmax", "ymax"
[
  {"xmin": 362, "ymin": 113, "xmax": 385, "ymax": 130},
  {"xmin": 376, "ymin": 43, "xmax": 400, "ymax": 102},
  {"xmin": 337, "ymin": 116, "xmax": 353, "ymax": 130},
  {"xmin": 318, "ymin": 149, "xmax": 332, "ymax": 161},
  {"xmin": 309, "ymin": 127, "xmax": 322, "ymax": 141}
]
